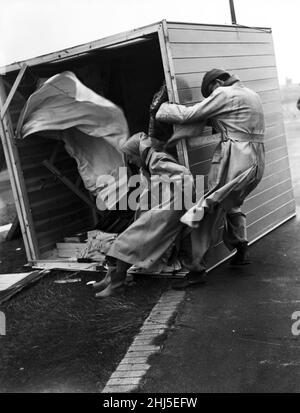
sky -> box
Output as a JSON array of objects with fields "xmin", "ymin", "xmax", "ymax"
[{"xmin": 0, "ymin": 0, "xmax": 299, "ymax": 84}]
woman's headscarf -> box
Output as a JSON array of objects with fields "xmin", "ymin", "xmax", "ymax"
[
  {"xmin": 120, "ymin": 132, "xmax": 165, "ymax": 159},
  {"xmin": 120, "ymin": 132, "xmax": 143, "ymax": 157}
]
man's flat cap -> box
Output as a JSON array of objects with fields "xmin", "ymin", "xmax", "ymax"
[{"xmin": 201, "ymin": 69, "xmax": 230, "ymax": 98}]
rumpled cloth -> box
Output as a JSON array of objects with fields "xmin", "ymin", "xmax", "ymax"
[{"xmin": 16, "ymin": 71, "xmax": 129, "ymax": 197}]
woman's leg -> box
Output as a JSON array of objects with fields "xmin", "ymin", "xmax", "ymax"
[{"xmin": 95, "ymin": 258, "xmax": 131, "ymax": 298}]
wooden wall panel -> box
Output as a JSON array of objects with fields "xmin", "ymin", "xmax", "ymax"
[
  {"xmin": 7, "ymin": 102, "xmax": 96, "ymax": 257},
  {"xmin": 167, "ymin": 22, "xmax": 295, "ymax": 269},
  {"xmin": 173, "ymin": 55, "xmax": 276, "ymax": 75}
]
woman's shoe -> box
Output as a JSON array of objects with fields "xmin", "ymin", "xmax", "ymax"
[
  {"xmin": 95, "ymin": 270, "xmax": 126, "ymax": 298},
  {"xmin": 93, "ymin": 275, "xmax": 111, "ymax": 291},
  {"xmin": 95, "ymin": 281, "xmax": 125, "ymax": 298},
  {"xmin": 93, "ymin": 266, "xmax": 116, "ymax": 291}
]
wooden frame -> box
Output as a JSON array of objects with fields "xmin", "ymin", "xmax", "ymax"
[
  {"xmin": 0, "ymin": 23, "xmax": 162, "ymax": 75},
  {"xmin": 0, "ymin": 75, "xmax": 39, "ymax": 260},
  {"xmin": 158, "ymin": 20, "xmax": 190, "ymax": 168}
]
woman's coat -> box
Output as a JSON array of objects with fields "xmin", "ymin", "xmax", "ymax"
[{"xmin": 107, "ymin": 139, "xmax": 193, "ymax": 269}]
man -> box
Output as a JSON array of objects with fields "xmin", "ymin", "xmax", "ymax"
[{"xmin": 156, "ymin": 69, "xmax": 265, "ymax": 289}]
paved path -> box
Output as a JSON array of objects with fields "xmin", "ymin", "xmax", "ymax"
[
  {"xmin": 139, "ymin": 106, "xmax": 300, "ymax": 393},
  {"xmin": 140, "ymin": 216, "xmax": 300, "ymax": 392}
]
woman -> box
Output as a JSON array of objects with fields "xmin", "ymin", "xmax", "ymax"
[{"xmin": 94, "ymin": 132, "xmax": 194, "ymax": 298}]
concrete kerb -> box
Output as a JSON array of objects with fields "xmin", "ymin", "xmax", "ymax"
[{"xmin": 102, "ymin": 290, "xmax": 185, "ymax": 393}]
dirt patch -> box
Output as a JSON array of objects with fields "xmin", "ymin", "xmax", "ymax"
[{"xmin": 0, "ymin": 267, "xmax": 170, "ymax": 393}]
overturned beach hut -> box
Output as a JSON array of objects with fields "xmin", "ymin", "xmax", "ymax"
[{"xmin": 0, "ymin": 20, "xmax": 295, "ymax": 270}]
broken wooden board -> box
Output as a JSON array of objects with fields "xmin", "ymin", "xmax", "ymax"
[
  {"xmin": 128, "ymin": 269, "xmax": 187, "ymax": 279},
  {"xmin": 30, "ymin": 261, "xmax": 98, "ymax": 272},
  {"xmin": 0, "ymin": 270, "xmax": 45, "ymax": 304},
  {"xmin": 0, "ymin": 272, "xmax": 33, "ymax": 291}
]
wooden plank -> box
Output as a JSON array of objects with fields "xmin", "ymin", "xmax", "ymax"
[
  {"xmin": 0, "ymin": 64, "xmax": 27, "ymax": 119},
  {"xmin": 207, "ymin": 203, "xmax": 295, "ymax": 268},
  {"xmin": 36, "ymin": 216, "xmax": 93, "ymax": 251},
  {"xmin": 186, "ymin": 122, "xmax": 284, "ymax": 152},
  {"xmin": 170, "ymin": 42, "xmax": 274, "ymax": 59},
  {"xmin": 188, "ymin": 133, "xmax": 286, "ymax": 165},
  {"xmin": 31, "ymin": 200, "xmax": 91, "ymax": 222},
  {"xmin": 30, "ymin": 190, "xmax": 86, "ymax": 211},
  {"xmin": 42, "ymin": 160, "xmax": 98, "ymax": 211},
  {"xmin": 246, "ymin": 189, "xmax": 294, "ymax": 225},
  {"xmin": 262, "ymin": 100, "xmax": 283, "ymax": 115},
  {"xmin": 167, "ymin": 22, "xmax": 271, "ymax": 33},
  {"xmin": 187, "ymin": 139, "xmax": 217, "ymax": 151},
  {"xmin": 247, "ymin": 200, "xmax": 296, "ymax": 239},
  {"xmin": 264, "ymin": 111, "xmax": 283, "ymax": 126},
  {"xmin": 0, "ymin": 22, "xmax": 161, "ymax": 75},
  {"xmin": 175, "ymin": 67, "xmax": 278, "ymax": 90},
  {"xmin": 30, "ymin": 261, "xmax": 97, "ymax": 271},
  {"xmin": 28, "ymin": 183, "xmax": 84, "ymax": 204},
  {"xmin": 19, "ymin": 150, "xmax": 70, "ymax": 167},
  {"xmin": 183, "ymin": 133, "xmax": 285, "ymax": 167},
  {"xmin": 0, "ymin": 78, "xmax": 39, "ymax": 260},
  {"xmin": 248, "ymin": 167, "xmax": 291, "ymax": 198},
  {"xmin": 173, "ymin": 55, "xmax": 276, "ymax": 75},
  {"xmin": 266, "ymin": 146, "xmax": 288, "ymax": 163},
  {"xmin": 22, "ymin": 157, "xmax": 76, "ymax": 177},
  {"xmin": 244, "ymin": 178, "xmax": 293, "ymax": 214},
  {"xmin": 158, "ymin": 20, "xmax": 190, "ymax": 168},
  {"xmin": 0, "ymin": 270, "xmax": 45, "ymax": 304},
  {"xmin": 264, "ymin": 156, "xmax": 290, "ymax": 177},
  {"xmin": 177, "ymin": 78, "xmax": 279, "ymax": 103},
  {"xmin": 190, "ymin": 160, "xmax": 211, "ymax": 176},
  {"xmin": 264, "ymin": 122, "xmax": 285, "ymax": 140},
  {"xmin": 264, "ymin": 134, "xmax": 286, "ymax": 152},
  {"xmin": 188, "ymin": 145, "xmax": 216, "ymax": 166},
  {"xmin": 168, "ymin": 28, "xmax": 271, "ymax": 44},
  {"xmin": 24, "ymin": 165, "xmax": 78, "ymax": 186},
  {"xmin": 0, "ymin": 272, "xmax": 35, "ymax": 291},
  {"xmin": 257, "ymin": 89, "xmax": 281, "ymax": 104},
  {"xmin": 189, "ymin": 150, "xmax": 291, "ymax": 189},
  {"xmin": 215, "ymin": 193, "xmax": 295, "ymax": 248},
  {"xmin": 33, "ymin": 206, "xmax": 92, "ymax": 232},
  {"xmin": 245, "ymin": 77, "xmax": 279, "ymax": 91}
]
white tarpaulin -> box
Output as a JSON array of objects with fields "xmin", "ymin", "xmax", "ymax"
[{"xmin": 16, "ymin": 71, "xmax": 129, "ymax": 200}]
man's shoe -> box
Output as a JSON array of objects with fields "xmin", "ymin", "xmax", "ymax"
[
  {"xmin": 230, "ymin": 242, "xmax": 251, "ymax": 266},
  {"xmin": 172, "ymin": 270, "xmax": 207, "ymax": 290}
]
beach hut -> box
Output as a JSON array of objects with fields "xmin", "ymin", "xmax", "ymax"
[{"xmin": 0, "ymin": 20, "xmax": 295, "ymax": 270}]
